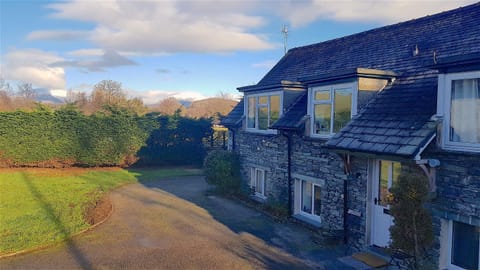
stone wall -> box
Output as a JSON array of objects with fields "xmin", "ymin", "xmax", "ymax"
[
  {"xmin": 234, "ymin": 129, "xmax": 289, "ymax": 200},
  {"xmin": 290, "ymin": 134, "xmax": 346, "ymax": 231},
  {"xmin": 423, "ymin": 149, "xmax": 480, "ymax": 269},
  {"xmin": 345, "ymin": 157, "xmax": 369, "ymax": 251}
]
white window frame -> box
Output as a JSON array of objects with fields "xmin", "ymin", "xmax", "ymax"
[
  {"xmin": 308, "ymin": 82, "xmax": 357, "ymax": 138},
  {"xmin": 250, "ymin": 167, "xmax": 266, "ymax": 199},
  {"xmin": 244, "ymin": 91, "xmax": 283, "ymax": 134},
  {"xmin": 438, "ymin": 71, "xmax": 480, "ymax": 153},
  {"xmin": 298, "ymin": 180, "xmax": 322, "ymax": 221},
  {"xmin": 447, "ymin": 220, "xmax": 480, "ymax": 270}
]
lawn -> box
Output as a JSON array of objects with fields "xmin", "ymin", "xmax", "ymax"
[{"xmin": 0, "ymin": 167, "xmax": 203, "ymax": 256}]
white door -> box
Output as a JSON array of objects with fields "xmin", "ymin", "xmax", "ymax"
[{"xmin": 371, "ymin": 160, "xmax": 401, "ymax": 247}]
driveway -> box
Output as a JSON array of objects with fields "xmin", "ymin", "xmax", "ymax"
[{"xmin": 1, "ymin": 176, "xmax": 354, "ymax": 270}]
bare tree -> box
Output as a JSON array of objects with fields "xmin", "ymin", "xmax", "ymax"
[
  {"xmin": 216, "ymin": 90, "xmax": 235, "ymax": 100},
  {"xmin": 17, "ymin": 83, "xmax": 36, "ymax": 100},
  {"xmin": 155, "ymin": 97, "xmax": 184, "ymax": 115},
  {"xmin": 0, "ymin": 79, "xmax": 13, "ymax": 111},
  {"xmin": 90, "ymin": 80, "xmax": 126, "ymax": 111}
]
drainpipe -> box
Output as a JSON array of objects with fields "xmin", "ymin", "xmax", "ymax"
[
  {"xmin": 281, "ymin": 131, "xmax": 293, "ymax": 215},
  {"xmin": 342, "ymin": 154, "xmax": 351, "ymax": 247},
  {"xmin": 231, "ymin": 129, "xmax": 236, "ymax": 151},
  {"xmin": 343, "ymin": 176, "xmax": 348, "ymax": 246},
  {"xmin": 287, "ymin": 133, "xmax": 292, "ymax": 215}
]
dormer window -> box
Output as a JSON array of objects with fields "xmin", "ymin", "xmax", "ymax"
[
  {"xmin": 245, "ymin": 92, "xmax": 282, "ymax": 133},
  {"xmin": 309, "ymin": 82, "xmax": 356, "ymax": 137},
  {"xmin": 439, "ymin": 71, "xmax": 480, "ymax": 152}
]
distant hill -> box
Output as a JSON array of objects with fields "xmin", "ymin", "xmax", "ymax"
[
  {"xmin": 184, "ymin": 98, "xmax": 238, "ymax": 120},
  {"xmin": 34, "ymin": 88, "xmax": 65, "ymax": 104}
]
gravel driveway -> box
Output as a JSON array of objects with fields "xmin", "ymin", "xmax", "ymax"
[{"xmin": 1, "ymin": 176, "xmax": 353, "ymax": 270}]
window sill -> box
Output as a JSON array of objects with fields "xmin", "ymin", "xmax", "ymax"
[
  {"xmin": 245, "ymin": 129, "xmax": 279, "ymax": 135},
  {"xmin": 251, "ymin": 193, "xmax": 267, "ymax": 202},
  {"xmin": 441, "ymin": 143, "xmax": 480, "ymax": 154},
  {"xmin": 294, "ymin": 213, "xmax": 322, "ymax": 227}
]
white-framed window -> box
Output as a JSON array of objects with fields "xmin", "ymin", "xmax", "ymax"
[
  {"xmin": 245, "ymin": 92, "xmax": 282, "ymax": 133},
  {"xmin": 299, "ymin": 180, "xmax": 322, "ymax": 221},
  {"xmin": 447, "ymin": 220, "xmax": 479, "ymax": 270},
  {"xmin": 250, "ymin": 168, "xmax": 266, "ymax": 198},
  {"xmin": 439, "ymin": 71, "xmax": 480, "ymax": 152},
  {"xmin": 309, "ymin": 82, "xmax": 357, "ymax": 137}
]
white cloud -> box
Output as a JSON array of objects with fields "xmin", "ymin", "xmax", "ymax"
[
  {"xmin": 46, "ymin": 0, "xmax": 273, "ymax": 54},
  {"xmin": 27, "ymin": 30, "xmax": 88, "ymax": 41},
  {"xmin": 129, "ymin": 89, "xmax": 207, "ymax": 105},
  {"xmin": 1, "ymin": 49, "xmax": 66, "ymax": 90},
  {"xmin": 52, "ymin": 50, "xmax": 136, "ymax": 72},
  {"xmin": 252, "ymin": 60, "xmax": 277, "ymax": 69},
  {"xmin": 277, "ymin": 0, "xmax": 478, "ymax": 27}
]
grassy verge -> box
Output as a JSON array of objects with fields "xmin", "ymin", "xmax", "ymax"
[{"xmin": 0, "ymin": 167, "xmax": 203, "ymax": 256}]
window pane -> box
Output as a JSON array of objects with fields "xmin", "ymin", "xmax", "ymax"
[
  {"xmin": 313, "ymin": 185, "xmax": 321, "ymax": 216},
  {"xmin": 270, "ymin": 95, "xmax": 280, "ymax": 124},
  {"xmin": 315, "ymin": 90, "xmax": 330, "ymax": 101},
  {"xmin": 258, "ymin": 96, "xmax": 268, "ymax": 104},
  {"xmin": 258, "ymin": 106, "xmax": 269, "ymax": 130},
  {"xmin": 255, "ymin": 170, "xmax": 264, "ymax": 195},
  {"xmin": 301, "ymin": 181, "xmax": 312, "ymax": 214},
  {"xmin": 378, "ymin": 161, "xmax": 390, "ymax": 207},
  {"xmin": 392, "ymin": 162, "xmax": 401, "ymax": 184},
  {"xmin": 452, "ymin": 222, "xmax": 479, "ymax": 270},
  {"xmin": 248, "ymin": 97, "xmax": 256, "ymax": 128},
  {"xmin": 450, "ymin": 78, "xmax": 480, "ymax": 144},
  {"xmin": 314, "ymin": 104, "xmax": 331, "ymax": 134},
  {"xmin": 334, "ymin": 88, "xmax": 352, "ymax": 133}
]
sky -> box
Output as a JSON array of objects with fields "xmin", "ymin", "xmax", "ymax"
[{"xmin": 0, "ymin": 0, "xmax": 477, "ymax": 104}]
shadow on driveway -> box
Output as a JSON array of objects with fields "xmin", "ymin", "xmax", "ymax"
[{"xmin": 139, "ymin": 175, "xmax": 354, "ymax": 270}]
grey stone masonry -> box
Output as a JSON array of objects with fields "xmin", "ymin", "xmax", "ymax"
[
  {"xmin": 425, "ymin": 150, "xmax": 480, "ymax": 224},
  {"xmin": 235, "ymin": 129, "xmax": 289, "ymax": 200},
  {"xmin": 234, "ymin": 128, "xmax": 348, "ymax": 235},
  {"xmin": 290, "ymin": 134, "xmax": 346, "ymax": 232}
]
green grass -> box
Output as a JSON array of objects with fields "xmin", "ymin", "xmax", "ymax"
[
  {"xmin": 0, "ymin": 167, "xmax": 203, "ymax": 255},
  {"xmin": 128, "ymin": 167, "xmax": 203, "ymax": 182}
]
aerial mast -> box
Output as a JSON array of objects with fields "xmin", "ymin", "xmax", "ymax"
[{"xmin": 281, "ymin": 25, "xmax": 288, "ymax": 55}]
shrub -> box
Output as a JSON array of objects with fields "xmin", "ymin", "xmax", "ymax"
[
  {"xmin": 389, "ymin": 172, "xmax": 434, "ymax": 269},
  {"xmin": 203, "ymin": 150, "xmax": 241, "ymax": 194},
  {"xmin": 136, "ymin": 113, "xmax": 212, "ymax": 166}
]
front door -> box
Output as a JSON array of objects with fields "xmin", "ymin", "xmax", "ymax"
[{"xmin": 371, "ymin": 160, "xmax": 401, "ymax": 247}]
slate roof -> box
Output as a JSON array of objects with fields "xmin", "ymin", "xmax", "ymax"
[
  {"xmin": 223, "ymin": 3, "xmax": 480, "ymax": 158},
  {"xmin": 325, "ymin": 76, "xmax": 438, "ymax": 158},
  {"xmin": 257, "ymin": 3, "xmax": 480, "ymax": 86},
  {"xmin": 270, "ymin": 92, "xmax": 308, "ymax": 130},
  {"xmin": 220, "ymin": 99, "xmax": 244, "ymax": 127}
]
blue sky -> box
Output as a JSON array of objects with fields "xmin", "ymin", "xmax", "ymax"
[{"xmin": 0, "ymin": 0, "xmax": 476, "ymax": 103}]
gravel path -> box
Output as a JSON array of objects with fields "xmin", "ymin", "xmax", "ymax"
[{"xmin": 1, "ymin": 176, "xmax": 353, "ymax": 270}]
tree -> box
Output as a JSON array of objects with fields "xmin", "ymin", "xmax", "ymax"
[
  {"xmin": 389, "ymin": 172, "xmax": 434, "ymax": 269},
  {"xmin": 87, "ymin": 80, "xmax": 147, "ymax": 115},
  {"xmin": 155, "ymin": 97, "xmax": 184, "ymax": 115},
  {"xmin": 91, "ymin": 80, "xmax": 125, "ymax": 110},
  {"xmin": 17, "ymin": 82, "xmax": 36, "ymax": 100},
  {"xmin": 0, "ymin": 79, "xmax": 13, "ymax": 111}
]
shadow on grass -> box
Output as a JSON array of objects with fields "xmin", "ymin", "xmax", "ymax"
[{"xmin": 21, "ymin": 172, "xmax": 93, "ymax": 270}]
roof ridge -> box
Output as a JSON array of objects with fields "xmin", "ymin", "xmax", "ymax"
[{"xmin": 288, "ymin": 2, "xmax": 480, "ymax": 53}]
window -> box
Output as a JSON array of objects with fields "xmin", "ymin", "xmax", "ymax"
[
  {"xmin": 448, "ymin": 221, "xmax": 479, "ymax": 270},
  {"xmin": 246, "ymin": 93, "xmax": 281, "ymax": 132},
  {"xmin": 377, "ymin": 160, "xmax": 401, "ymax": 207},
  {"xmin": 300, "ymin": 180, "xmax": 321, "ymax": 218},
  {"xmin": 310, "ymin": 83, "xmax": 355, "ymax": 137},
  {"xmin": 250, "ymin": 168, "xmax": 266, "ymax": 198},
  {"xmin": 441, "ymin": 71, "xmax": 480, "ymax": 152}
]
